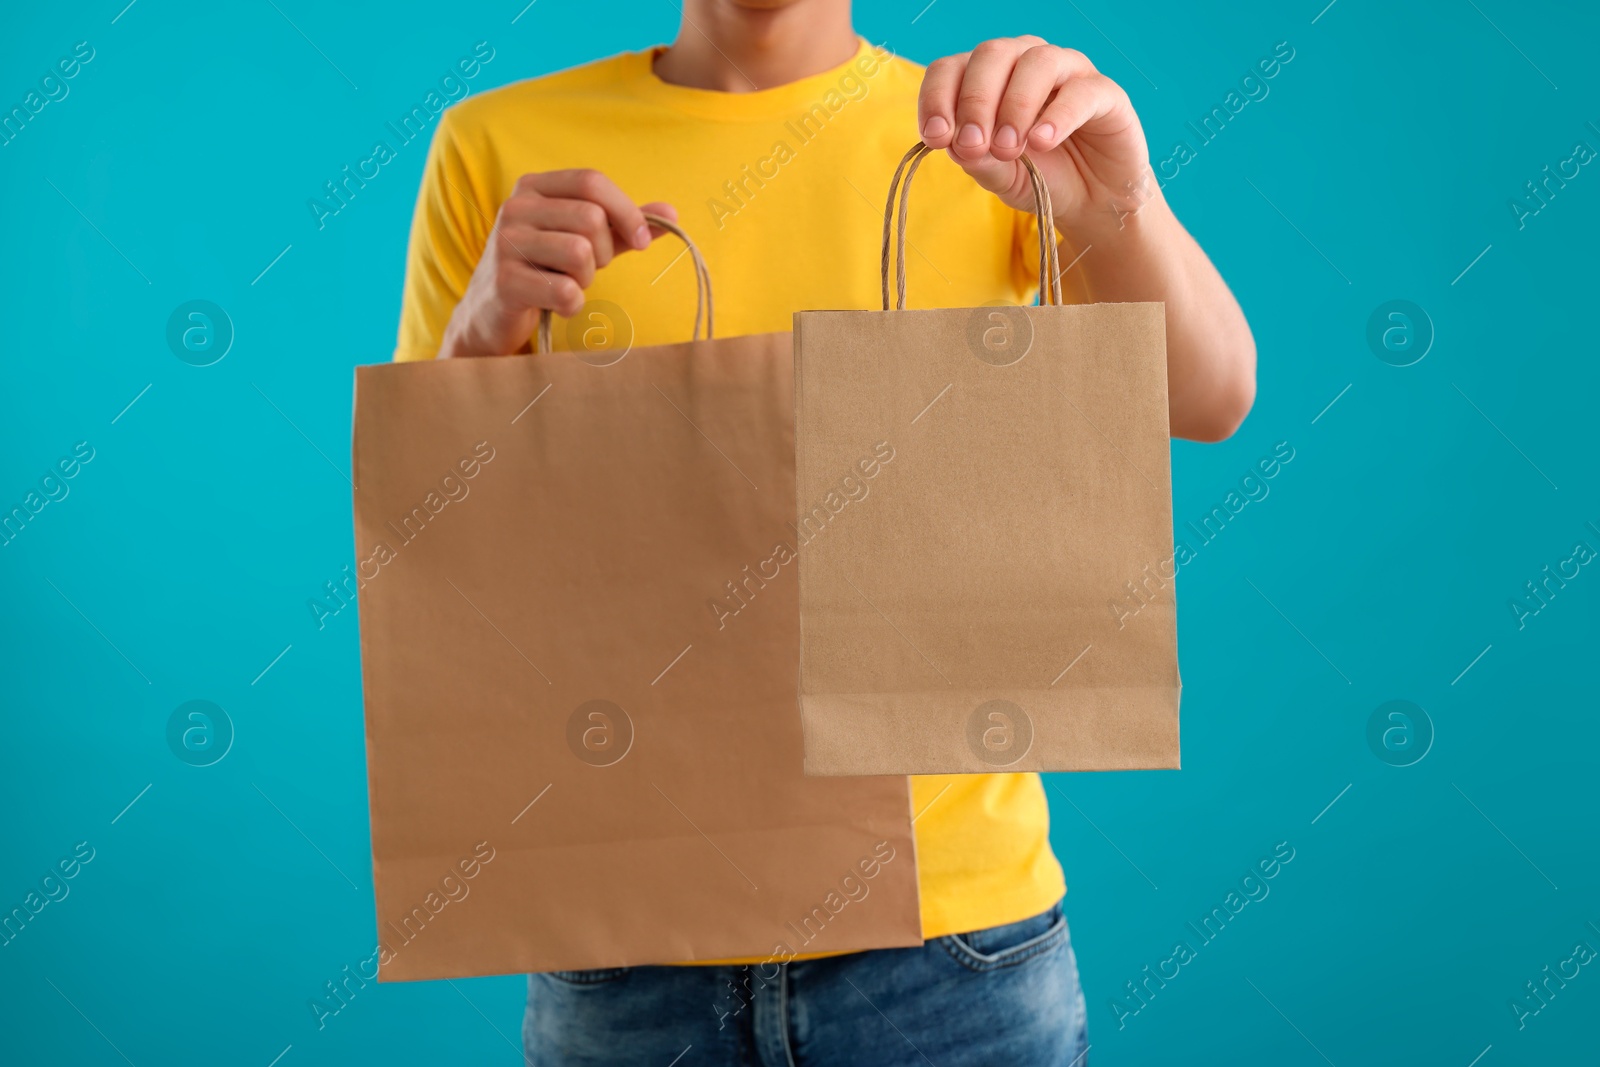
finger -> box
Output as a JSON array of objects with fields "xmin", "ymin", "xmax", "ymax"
[
  {"xmin": 950, "ymin": 37, "xmax": 1044, "ymax": 161},
  {"xmin": 496, "ymin": 227, "xmax": 597, "ymax": 289},
  {"xmin": 529, "ymin": 269, "xmax": 585, "ymax": 318},
  {"xmin": 639, "ymin": 201, "xmax": 679, "ymax": 238},
  {"xmin": 496, "ymin": 257, "xmax": 585, "ymax": 318},
  {"xmin": 510, "ymin": 197, "xmax": 616, "ymax": 267},
  {"xmin": 506, "ymin": 198, "xmax": 681, "ymax": 262},
  {"xmin": 1027, "ymin": 73, "xmax": 1133, "ymax": 153},
  {"xmin": 918, "ymin": 53, "xmax": 969, "ymax": 148},
  {"xmin": 944, "ymin": 150, "xmax": 1030, "ymax": 205},
  {"xmin": 992, "ymin": 47, "xmax": 1094, "ymax": 161},
  {"xmin": 522, "ymin": 169, "xmax": 653, "ymax": 251}
]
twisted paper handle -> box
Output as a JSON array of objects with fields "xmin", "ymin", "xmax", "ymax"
[
  {"xmin": 536, "ymin": 213, "xmax": 713, "ymax": 353},
  {"xmin": 881, "ymin": 142, "xmax": 1061, "ymax": 311}
]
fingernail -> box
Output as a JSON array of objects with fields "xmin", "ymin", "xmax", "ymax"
[
  {"xmin": 957, "ymin": 123, "xmax": 985, "ymax": 148},
  {"xmin": 993, "ymin": 125, "xmax": 1019, "ymax": 150},
  {"xmin": 634, "ymin": 224, "xmax": 651, "ymax": 249},
  {"xmin": 1033, "ymin": 122, "xmax": 1055, "ymax": 143},
  {"xmin": 922, "ymin": 115, "xmax": 950, "ymax": 140}
]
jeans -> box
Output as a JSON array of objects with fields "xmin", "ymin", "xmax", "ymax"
[{"xmin": 522, "ymin": 900, "xmax": 1088, "ymax": 1066}]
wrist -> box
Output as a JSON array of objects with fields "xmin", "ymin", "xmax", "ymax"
[
  {"xmin": 1056, "ymin": 161, "xmax": 1171, "ymax": 241},
  {"xmin": 1056, "ymin": 196, "xmax": 1173, "ymax": 252},
  {"xmin": 438, "ymin": 305, "xmax": 508, "ymax": 360},
  {"xmin": 1052, "ymin": 192, "xmax": 1187, "ymax": 305},
  {"xmin": 438, "ymin": 329, "xmax": 471, "ymax": 360},
  {"xmin": 438, "ymin": 307, "xmax": 473, "ymax": 359}
]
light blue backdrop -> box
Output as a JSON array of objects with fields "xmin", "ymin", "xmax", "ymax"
[{"xmin": 3, "ymin": 1, "xmax": 1596, "ymax": 1064}]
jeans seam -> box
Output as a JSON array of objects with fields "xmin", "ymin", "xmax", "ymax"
[
  {"xmin": 778, "ymin": 964, "xmax": 798, "ymax": 1067},
  {"xmin": 542, "ymin": 968, "xmax": 629, "ymax": 985},
  {"xmin": 940, "ymin": 917, "xmax": 1068, "ymax": 972}
]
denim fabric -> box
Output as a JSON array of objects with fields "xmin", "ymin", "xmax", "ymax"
[{"xmin": 523, "ymin": 901, "xmax": 1088, "ymax": 1066}]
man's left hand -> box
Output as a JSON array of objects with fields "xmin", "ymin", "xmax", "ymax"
[{"xmin": 917, "ymin": 36, "xmax": 1156, "ymax": 238}]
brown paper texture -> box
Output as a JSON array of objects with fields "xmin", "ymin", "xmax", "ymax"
[
  {"xmin": 793, "ymin": 302, "xmax": 1180, "ymax": 775},
  {"xmin": 353, "ymin": 333, "xmax": 921, "ymax": 981}
]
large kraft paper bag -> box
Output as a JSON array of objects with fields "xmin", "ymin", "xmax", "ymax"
[
  {"xmin": 794, "ymin": 146, "xmax": 1181, "ymax": 775},
  {"xmin": 353, "ymin": 220, "xmax": 921, "ymax": 981}
]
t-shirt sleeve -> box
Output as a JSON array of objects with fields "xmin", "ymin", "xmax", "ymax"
[{"xmin": 394, "ymin": 110, "xmax": 492, "ymax": 362}]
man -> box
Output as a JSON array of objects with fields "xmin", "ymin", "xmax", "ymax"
[{"xmin": 396, "ymin": 0, "xmax": 1254, "ymax": 1062}]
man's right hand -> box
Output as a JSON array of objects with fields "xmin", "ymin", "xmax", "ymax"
[{"xmin": 439, "ymin": 169, "xmax": 677, "ymax": 358}]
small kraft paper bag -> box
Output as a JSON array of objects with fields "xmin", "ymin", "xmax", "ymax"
[
  {"xmin": 352, "ymin": 218, "xmax": 921, "ymax": 981},
  {"xmin": 793, "ymin": 145, "xmax": 1180, "ymax": 776}
]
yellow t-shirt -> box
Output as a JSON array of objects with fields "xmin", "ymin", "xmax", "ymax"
[{"xmin": 395, "ymin": 37, "xmax": 1066, "ymax": 947}]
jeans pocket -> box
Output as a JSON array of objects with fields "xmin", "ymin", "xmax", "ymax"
[
  {"xmin": 940, "ymin": 903, "xmax": 1069, "ymax": 973},
  {"xmin": 542, "ymin": 966, "xmax": 631, "ymax": 985}
]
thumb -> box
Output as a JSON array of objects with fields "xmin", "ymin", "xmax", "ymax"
[
  {"xmin": 945, "ymin": 150, "xmax": 1033, "ymax": 213},
  {"xmin": 640, "ymin": 201, "xmax": 679, "ymax": 239}
]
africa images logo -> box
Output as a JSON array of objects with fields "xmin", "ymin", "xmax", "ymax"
[
  {"xmin": 966, "ymin": 700, "xmax": 1034, "ymax": 767},
  {"xmin": 566, "ymin": 699, "xmax": 633, "ymax": 767}
]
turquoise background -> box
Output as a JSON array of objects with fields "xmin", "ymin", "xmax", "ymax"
[{"xmin": 3, "ymin": 1, "xmax": 1596, "ymax": 1064}]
